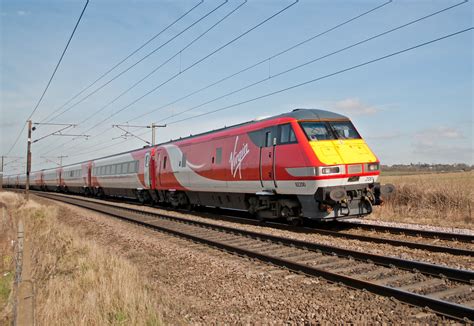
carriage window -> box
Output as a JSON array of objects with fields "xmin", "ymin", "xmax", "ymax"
[
  {"xmin": 100, "ymin": 166, "xmax": 105, "ymax": 176},
  {"xmin": 181, "ymin": 154, "xmax": 186, "ymax": 167},
  {"xmin": 163, "ymin": 156, "xmax": 167, "ymax": 170},
  {"xmin": 128, "ymin": 162, "xmax": 134, "ymax": 174},
  {"xmin": 105, "ymin": 165, "xmax": 111, "ymax": 175},
  {"xmin": 216, "ymin": 148, "xmax": 222, "ymax": 164},
  {"xmin": 121, "ymin": 163, "xmax": 128, "ymax": 174},
  {"xmin": 135, "ymin": 160, "xmax": 139, "ymax": 172},
  {"xmin": 116, "ymin": 164, "xmax": 122, "ymax": 174},
  {"xmin": 111, "ymin": 165, "xmax": 116, "ymax": 175}
]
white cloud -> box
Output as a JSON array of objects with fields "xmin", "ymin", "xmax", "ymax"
[
  {"xmin": 16, "ymin": 10, "xmax": 30, "ymax": 16},
  {"xmin": 365, "ymin": 132, "xmax": 404, "ymax": 140},
  {"xmin": 288, "ymin": 98, "xmax": 384, "ymax": 116},
  {"xmin": 414, "ymin": 127, "xmax": 464, "ymax": 146},
  {"xmin": 331, "ymin": 98, "xmax": 380, "ymax": 115},
  {"xmin": 410, "ymin": 126, "xmax": 472, "ymax": 163}
]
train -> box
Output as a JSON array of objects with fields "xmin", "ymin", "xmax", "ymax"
[{"xmin": 2, "ymin": 109, "xmax": 394, "ymax": 224}]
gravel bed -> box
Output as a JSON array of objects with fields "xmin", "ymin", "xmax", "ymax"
[
  {"xmin": 105, "ymin": 202, "xmax": 474, "ymax": 270},
  {"xmin": 345, "ymin": 218, "xmax": 474, "ymax": 235},
  {"xmin": 33, "ymin": 195, "xmax": 453, "ymax": 324},
  {"xmin": 38, "ymin": 193, "xmax": 473, "ymax": 270}
]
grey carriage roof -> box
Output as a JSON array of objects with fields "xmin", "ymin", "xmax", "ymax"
[{"xmin": 273, "ymin": 108, "xmax": 349, "ymax": 121}]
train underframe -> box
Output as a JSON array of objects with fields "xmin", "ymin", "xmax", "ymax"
[{"xmin": 5, "ymin": 182, "xmax": 391, "ymax": 223}]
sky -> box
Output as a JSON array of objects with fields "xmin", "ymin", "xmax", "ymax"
[{"xmin": 1, "ymin": 0, "xmax": 472, "ymax": 174}]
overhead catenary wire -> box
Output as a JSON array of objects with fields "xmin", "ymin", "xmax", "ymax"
[
  {"xmin": 155, "ymin": 0, "xmax": 468, "ymax": 123},
  {"xmin": 5, "ymin": 0, "xmax": 90, "ymax": 156},
  {"xmin": 39, "ymin": 0, "xmax": 204, "ymax": 123},
  {"xmin": 46, "ymin": 0, "xmax": 229, "ymax": 123},
  {"xmin": 55, "ymin": 0, "xmax": 461, "ymax": 154},
  {"xmin": 36, "ymin": 0, "xmax": 242, "ymax": 156},
  {"xmin": 82, "ymin": 0, "xmax": 299, "ymax": 132},
  {"xmin": 39, "ymin": 0, "xmax": 463, "ymax": 159},
  {"xmin": 78, "ymin": 0, "xmax": 247, "ymax": 126},
  {"xmin": 167, "ymin": 28, "xmax": 473, "ymax": 125},
  {"xmin": 58, "ymin": 27, "xmax": 473, "ymax": 164},
  {"xmin": 130, "ymin": 0, "xmax": 393, "ymax": 123},
  {"xmin": 40, "ymin": 0, "xmax": 299, "ymax": 156}
]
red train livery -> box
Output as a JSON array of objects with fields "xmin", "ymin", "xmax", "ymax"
[{"xmin": 3, "ymin": 109, "xmax": 394, "ymax": 223}]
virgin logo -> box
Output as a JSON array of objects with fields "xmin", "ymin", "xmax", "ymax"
[{"xmin": 229, "ymin": 136, "xmax": 250, "ymax": 179}]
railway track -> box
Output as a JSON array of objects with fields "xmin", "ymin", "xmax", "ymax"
[
  {"xmin": 34, "ymin": 192, "xmax": 474, "ymax": 321},
  {"xmin": 85, "ymin": 194, "xmax": 474, "ymax": 257},
  {"xmin": 9, "ymin": 189, "xmax": 474, "ymax": 256},
  {"xmin": 338, "ymin": 220, "xmax": 474, "ymax": 243}
]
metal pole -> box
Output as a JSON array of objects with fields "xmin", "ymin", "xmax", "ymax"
[
  {"xmin": 25, "ymin": 120, "xmax": 32, "ymax": 200},
  {"xmin": 58, "ymin": 155, "xmax": 68, "ymax": 168},
  {"xmin": 0, "ymin": 156, "xmax": 3, "ymax": 190},
  {"xmin": 151, "ymin": 123, "xmax": 156, "ymax": 146}
]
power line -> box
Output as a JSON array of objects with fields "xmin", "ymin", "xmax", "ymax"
[
  {"xmin": 83, "ymin": 0, "xmax": 299, "ymax": 132},
  {"xmin": 155, "ymin": 0, "xmax": 468, "ymax": 123},
  {"xmin": 5, "ymin": 0, "xmax": 90, "ymax": 155},
  {"xmin": 166, "ymin": 28, "xmax": 473, "ymax": 125},
  {"xmin": 57, "ymin": 27, "xmax": 473, "ymax": 161},
  {"xmin": 46, "ymin": 0, "xmax": 228, "ymax": 123},
  {"xmin": 40, "ymin": 0, "xmax": 298, "ymax": 156},
  {"xmin": 38, "ymin": 0, "xmax": 452, "ymax": 158},
  {"xmin": 39, "ymin": 0, "xmax": 204, "ymax": 123},
  {"xmin": 130, "ymin": 0, "xmax": 393, "ymax": 123},
  {"xmin": 36, "ymin": 0, "xmax": 232, "ymax": 155},
  {"xmin": 78, "ymin": 0, "xmax": 247, "ymax": 126}
]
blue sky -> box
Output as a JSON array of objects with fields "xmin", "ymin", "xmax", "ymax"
[{"xmin": 1, "ymin": 0, "xmax": 472, "ymax": 173}]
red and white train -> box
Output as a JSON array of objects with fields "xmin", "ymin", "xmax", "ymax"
[{"xmin": 3, "ymin": 109, "xmax": 393, "ymax": 223}]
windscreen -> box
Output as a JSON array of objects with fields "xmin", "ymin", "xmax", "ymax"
[{"xmin": 300, "ymin": 121, "xmax": 360, "ymax": 141}]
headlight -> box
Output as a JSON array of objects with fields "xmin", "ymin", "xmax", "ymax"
[
  {"xmin": 321, "ymin": 166, "xmax": 340, "ymax": 174},
  {"xmin": 366, "ymin": 163, "xmax": 379, "ymax": 171}
]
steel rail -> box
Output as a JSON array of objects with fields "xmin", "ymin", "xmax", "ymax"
[
  {"xmin": 9, "ymin": 189, "xmax": 474, "ymax": 255},
  {"xmin": 142, "ymin": 205, "xmax": 474, "ymax": 257},
  {"xmin": 30, "ymin": 190, "xmax": 474, "ymax": 257},
  {"xmin": 35, "ymin": 190, "xmax": 474, "ymax": 256},
  {"xmin": 338, "ymin": 221, "xmax": 474, "ymax": 243},
  {"xmin": 33, "ymin": 192, "xmax": 474, "ymax": 321}
]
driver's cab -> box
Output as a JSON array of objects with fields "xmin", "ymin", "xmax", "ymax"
[{"xmin": 298, "ymin": 119, "xmax": 378, "ymax": 167}]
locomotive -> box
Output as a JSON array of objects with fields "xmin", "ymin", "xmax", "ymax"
[{"xmin": 3, "ymin": 109, "xmax": 394, "ymax": 223}]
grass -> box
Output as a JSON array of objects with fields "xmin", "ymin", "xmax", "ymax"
[
  {"xmin": 0, "ymin": 272, "xmax": 13, "ymax": 307},
  {"xmin": 0, "ymin": 192, "xmax": 18, "ymax": 325},
  {"xmin": 0, "ymin": 192, "xmax": 164, "ymax": 326},
  {"xmin": 371, "ymin": 171, "xmax": 474, "ymax": 228}
]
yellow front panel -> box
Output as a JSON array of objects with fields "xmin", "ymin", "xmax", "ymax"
[{"xmin": 310, "ymin": 139, "xmax": 377, "ymax": 165}]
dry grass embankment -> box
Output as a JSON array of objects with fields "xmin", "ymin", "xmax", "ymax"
[
  {"xmin": 0, "ymin": 192, "xmax": 163, "ymax": 326},
  {"xmin": 371, "ymin": 171, "xmax": 473, "ymax": 229},
  {"xmin": 0, "ymin": 192, "xmax": 17, "ymax": 325}
]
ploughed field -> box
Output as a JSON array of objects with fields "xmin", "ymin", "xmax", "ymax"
[{"xmin": 369, "ymin": 171, "xmax": 473, "ymax": 229}]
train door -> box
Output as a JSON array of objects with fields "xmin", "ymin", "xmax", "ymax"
[
  {"xmin": 260, "ymin": 128, "xmax": 277, "ymax": 189},
  {"xmin": 87, "ymin": 163, "xmax": 92, "ymax": 187},
  {"xmin": 154, "ymin": 150, "xmax": 162, "ymax": 187},
  {"xmin": 144, "ymin": 151, "xmax": 151, "ymax": 189}
]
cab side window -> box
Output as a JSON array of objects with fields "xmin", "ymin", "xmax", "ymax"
[
  {"xmin": 265, "ymin": 131, "xmax": 272, "ymax": 147},
  {"xmin": 278, "ymin": 124, "xmax": 297, "ymax": 144}
]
